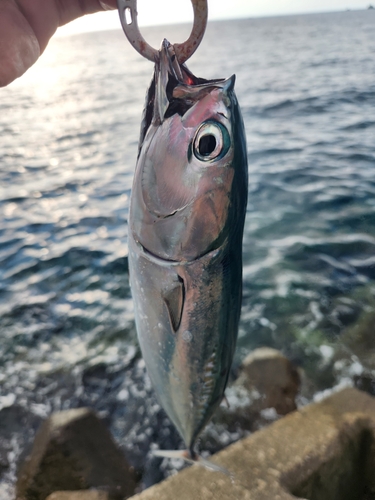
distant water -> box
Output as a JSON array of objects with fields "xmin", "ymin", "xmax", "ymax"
[{"xmin": 1, "ymin": 10, "xmax": 375, "ymax": 497}]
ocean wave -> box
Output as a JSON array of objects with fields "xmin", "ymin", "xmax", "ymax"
[
  {"xmin": 341, "ymin": 120, "xmax": 375, "ymax": 131},
  {"xmin": 244, "ymin": 87, "xmax": 375, "ymax": 119}
]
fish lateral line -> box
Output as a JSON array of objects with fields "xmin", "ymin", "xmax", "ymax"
[{"xmin": 152, "ymin": 449, "xmax": 234, "ymax": 478}]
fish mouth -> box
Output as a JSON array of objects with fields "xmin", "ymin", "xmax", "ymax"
[{"xmin": 138, "ymin": 38, "xmax": 231, "ymax": 155}]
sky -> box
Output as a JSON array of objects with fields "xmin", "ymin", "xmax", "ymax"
[{"xmin": 56, "ymin": 0, "xmax": 371, "ymax": 36}]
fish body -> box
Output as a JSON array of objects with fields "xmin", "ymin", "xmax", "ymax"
[{"xmin": 128, "ymin": 40, "xmax": 248, "ymax": 453}]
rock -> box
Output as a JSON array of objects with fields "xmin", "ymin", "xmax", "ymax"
[
  {"xmin": 16, "ymin": 408, "xmax": 136, "ymax": 500},
  {"xmin": 46, "ymin": 492, "xmax": 109, "ymax": 500},
  {"xmin": 235, "ymin": 347, "xmax": 301, "ymax": 415},
  {"xmin": 341, "ymin": 309, "xmax": 375, "ymax": 369},
  {"xmin": 46, "ymin": 491, "xmax": 109, "ymax": 500},
  {"xmin": 354, "ymin": 373, "xmax": 375, "ymax": 396}
]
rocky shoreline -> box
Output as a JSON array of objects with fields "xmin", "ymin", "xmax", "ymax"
[
  {"xmin": 14, "ymin": 349, "xmax": 301, "ymax": 500},
  {"xmin": 15, "ymin": 387, "xmax": 375, "ymax": 500},
  {"xmin": 4, "ymin": 344, "xmax": 374, "ymax": 499}
]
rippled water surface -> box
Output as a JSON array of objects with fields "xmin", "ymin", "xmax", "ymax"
[{"xmin": 1, "ymin": 10, "xmax": 375, "ymax": 497}]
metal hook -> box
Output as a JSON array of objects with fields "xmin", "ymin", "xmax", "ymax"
[{"xmin": 117, "ymin": 0, "xmax": 208, "ymax": 64}]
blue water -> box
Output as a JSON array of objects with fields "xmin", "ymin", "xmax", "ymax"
[{"xmin": 1, "ymin": 9, "xmax": 375, "ymax": 496}]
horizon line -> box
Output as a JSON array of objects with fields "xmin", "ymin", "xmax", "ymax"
[{"xmin": 55, "ymin": 7, "xmax": 371, "ymax": 37}]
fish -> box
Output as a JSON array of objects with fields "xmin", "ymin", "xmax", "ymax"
[{"xmin": 128, "ymin": 39, "xmax": 248, "ymax": 459}]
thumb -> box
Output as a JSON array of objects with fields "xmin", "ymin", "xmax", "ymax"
[{"xmin": 0, "ymin": 1, "xmax": 40, "ymax": 87}]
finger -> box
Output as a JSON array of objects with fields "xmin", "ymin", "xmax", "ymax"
[
  {"xmin": 0, "ymin": 0, "xmax": 40, "ymax": 87},
  {"xmin": 0, "ymin": 0, "xmax": 118, "ymax": 87},
  {"xmin": 18, "ymin": 0, "xmax": 118, "ymax": 53}
]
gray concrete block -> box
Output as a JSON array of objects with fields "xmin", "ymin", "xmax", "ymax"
[
  {"xmin": 16, "ymin": 408, "xmax": 136, "ymax": 500},
  {"xmin": 129, "ymin": 388, "xmax": 375, "ymax": 500}
]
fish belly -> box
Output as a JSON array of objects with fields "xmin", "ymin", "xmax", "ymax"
[{"xmin": 128, "ymin": 234, "xmax": 242, "ymax": 448}]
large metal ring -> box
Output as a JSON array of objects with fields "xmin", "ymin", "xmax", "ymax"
[{"xmin": 117, "ymin": 0, "xmax": 208, "ymax": 64}]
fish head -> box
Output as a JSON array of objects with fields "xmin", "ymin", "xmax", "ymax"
[{"xmin": 130, "ymin": 40, "xmax": 248, "ymax": 262}]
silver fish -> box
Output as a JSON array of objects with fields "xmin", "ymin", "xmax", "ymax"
[{"xmin": 128, "ymin": 39, "xmax": 248, "ymax": 457}]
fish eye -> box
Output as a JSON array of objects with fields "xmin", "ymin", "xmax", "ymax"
[{"xmin": 193, "ymin": 121, "xmax": 230, "ymax": 162}]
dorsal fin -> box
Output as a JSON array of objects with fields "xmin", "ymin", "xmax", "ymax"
[{"xmin": 162, "ymin": 276, "xmax": 185, "ymax": 333}]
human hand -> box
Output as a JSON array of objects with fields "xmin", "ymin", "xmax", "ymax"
[{"xmin": 0, "ymin": 0, "xmax": 117, "ymax": 87}]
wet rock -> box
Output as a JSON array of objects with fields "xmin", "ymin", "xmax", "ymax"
[
  {"xmin": 354, "ymin": 373, "xmax": 375, "ymax": 396},
  {"xmin": 16, "ymin": 408, "xmax": 136, "ymax": 500},
  {"xmin": 235, "ymin": 347, "xmax": 301, "ymax": 415},
  {"xmin": 46, "ymin": 491, "xmax": 109, "ymax": 500},
  {"xmin": 342, "ymin": 309, "xmax": 375, "ymax": 369}
]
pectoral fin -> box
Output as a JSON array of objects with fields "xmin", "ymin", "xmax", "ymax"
[{"xmin": 162, "ymin": 276, "xmax": 185, "ymax": 333}]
